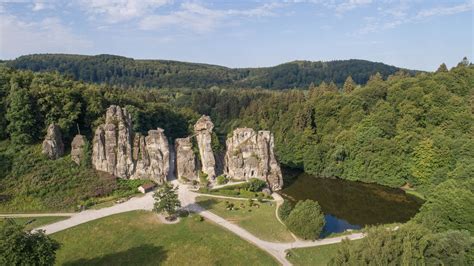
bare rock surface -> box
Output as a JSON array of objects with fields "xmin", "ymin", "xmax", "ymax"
[
  {"xmin": 194, "ymin": 115, "xmax": 216, "ymax": 180},
  {"xmin": 224, "ymin": 128, "xmax": 283, "ymax": 191},
  {"xmin": 42, "ymin": 123, "xmax": 64, "ymax": 160},
  {"xmin": 71, "ymin": 134, "xmax": 86, "ymax": 165},
  {"xmin": 132, "ymin": 129, "xmax": 169, "ymax": 184},
  {"xmin": 175, "ymin": 137, "xmax": 197, "ymax": 182},
  {"xmin": 92, "ymin": 105, "xmax": 170, "ymax": 183}
]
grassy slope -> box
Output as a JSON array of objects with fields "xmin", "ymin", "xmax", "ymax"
[
  {"xmin": 196, "ymin": 196, "xmax": 294, "ymax": 242},
  {"xmin": 0, "ymin": 216, "xmax": 69, "ymax": 230},
  {"xmin": 0, "ymin": 141, "xmax": 142, "ymax": 213},
  {"xmin": 52, "ymin": 211, "xmax": 278, "ymax": 266}
]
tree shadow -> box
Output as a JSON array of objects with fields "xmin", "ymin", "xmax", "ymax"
[
  {"xmin": 63, "ymin": 244, "xmax": 167, "ymax": 266},
  {"xmin": 194, "ymin": 198, "xmax": 219, "ymax": 210}
]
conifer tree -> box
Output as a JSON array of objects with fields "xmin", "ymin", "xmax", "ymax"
[
  {"xmin": 436, "ymin": 63, "xmax": 448, "ymax": 73},
  {"xmin": 343, "ymin": 76, "xmax": 356, "ymax": 93}
]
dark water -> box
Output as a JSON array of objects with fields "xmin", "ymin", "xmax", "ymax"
[{"xmin": 280, "ymin": 173, "xmax": 423, "ymax": 237}]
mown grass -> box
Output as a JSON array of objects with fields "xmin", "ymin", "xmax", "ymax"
[
  {"xmin": 287, "ymin": 240, "xmax": 361, "ymax": 266},
  {"xmin": 0, "ymin": 216, "xmax": 69, "ymax": 230},
  {"xmin": 196, "ymin": 196, "xmax": 294, "ymax": 242},
  {"xmin": 198, "ymin": 183, "xmax": 272, "ymax": 199},
  {"xmin": 52, "ymin": 210, "xmax": 278, "ymax": 266}
]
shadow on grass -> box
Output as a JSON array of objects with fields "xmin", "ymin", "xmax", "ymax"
[
  {"xmin": 195, "ymin": 198, "xmax": 220, "ymax": 210},
  {"xmin": 63, "ymin": 244, "xmax": 167, "ymax": 266}
]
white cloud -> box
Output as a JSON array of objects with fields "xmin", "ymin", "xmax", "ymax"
[
  {"xmin": 415, "ymin": 1, "xmax": 474, "ymax": 19},
  {"xmin": 139, "ymin": 2, "xmax": 283, "ymax": 33},
  {"xmin": 79, "ymin": 0, "xmax": 171, "ymax": 23},
  {"xmin": 335, "ymin": 0, "xmax": 372, "ymax": 13},
  {"xmin": 0, "ymin": 15, "xmax": 92, "ymax": 59},
  {"xmin": 357, "ymin": 1, "xmax": 474, "ymax": 34},
  {"xmin": 31, "ymin": 1, "xmax": 55, "ymax": 11}
]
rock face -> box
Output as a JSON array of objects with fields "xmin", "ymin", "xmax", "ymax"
[
  {"xmin": 224, "ymin": 128, "xmax": 283, "ymax": 191},
  {"xmin": 71, "ymin": 134, "xmax": 86, "ymax": 165},
  {"xmin": 175, "ymin": 137, "xmax": 197, "ymax": 181},
  {"xmin": 42, "ymin": 123, "xmax": 64, "ymax": 160},
  {"xmin": 92, "ymin": 105, "xmax": 170, "ymax": 183},
  {"xmin": 132, "ymin": 129, "xmax": 170, "ymax": 184},
  {"xmin": 194, "ymin": 115, "xmax": 216, "ymax": 180}
]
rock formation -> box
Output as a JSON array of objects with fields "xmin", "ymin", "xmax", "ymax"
[
  {"xmin": 224, "ymin": 128, "xmax": 283, "ymax": 191},
  {"xmin": 194, "ymin": 115, "xmax": 216, "ymax": 180},
  {"xmin": 92, "ymin": 105, "xmax": 170, "ymax": 183},
  {"xmin": 175, "ymin": 137, "xmax": 197, "ymax": 182},
  {"xmin": 42, "ymin": 123, "xmax": 64, "ymax": 160},
  {"xmin": 132, "ymin": 129, "xmax": 170, "ymax": 184},
  {"xmin": 71, "ymin": 134, "xmax": 86, "ymax": 165}
]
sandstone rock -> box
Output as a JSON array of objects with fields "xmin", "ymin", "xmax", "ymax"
[
  {"xmin": 224, "ymin": 128, "xmax": 283, "ymax": 191},
  {"xmin": 175, "ymin": 137, "xmax": 197, "ymax": 182},
  {"xmin": 92, "ymin": 125, "xmax": 108, "ymax": 172},
  {"xmin": 42, "ymin": 123, "xmax": 64, "ymax": 160},
  {"xmin": 194, "ymin": 115, "xmax": 216, "ymax": 180},
  {"xmin": 92, "ymin": 105, "xmax": 170, "ymax": 183},
  {"xmin": 132, "ymin": 128, "xmax": 170, "ymax": 184},
  {"xmin": 71, "ymin": 134, "xmax": 86, "ymax": 165}
]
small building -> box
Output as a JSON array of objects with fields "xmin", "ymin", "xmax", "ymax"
[{"xmin": 138, "ymin": 183, "xmax": 156, "ymax": 194}]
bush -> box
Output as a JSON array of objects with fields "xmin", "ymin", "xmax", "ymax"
[
  {"xmin": 279, "ymin": 200, "xmax": 294, "ymax": 221},
  {"xmin": 199, "ymin": 171, "xmax": 208, "ymax": 186},
  {"xmin": 216, "ymin": 175, "xmax": 228, "ymax": 185},
  {"xmin": 285, "ymin": 200, "xmax": 325, "ymax": 240},
  {"xmin": 246, "ymin": 178, "xmax": 267, "ymax": 192}
]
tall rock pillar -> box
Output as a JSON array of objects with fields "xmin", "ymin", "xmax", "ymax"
[
  {"xmin": 175, "ymin": 137, "xmax": 197, "ymax": 182},
  {"xmin": 194, "ymin": 115, "xmax": 216, "ymax": 180}
]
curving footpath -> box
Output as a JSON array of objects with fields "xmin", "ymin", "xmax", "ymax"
[{"xmin": 31, "ymin": 181, "xmax": 364, "ymax": 266}]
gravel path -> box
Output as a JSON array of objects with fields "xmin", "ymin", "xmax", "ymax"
[{"xmin": 30, "ymin": 180, "xmax": 364, "ymax": 265}]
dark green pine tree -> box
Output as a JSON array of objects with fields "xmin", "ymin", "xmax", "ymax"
[{"xmin": 6, "ymin": 80, "xmax": 36, "ymax": 145}]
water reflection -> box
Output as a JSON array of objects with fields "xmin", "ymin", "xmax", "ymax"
[{"xmin": 280, "ymin": 173, "xmax": 423, "ymax": 236}]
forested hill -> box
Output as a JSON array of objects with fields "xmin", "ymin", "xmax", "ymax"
[{"xmin": 6, "ymin": 54, "xmax": 413, "ymax": 89}]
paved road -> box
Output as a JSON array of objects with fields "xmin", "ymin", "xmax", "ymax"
[
  {"xmin": 31, "ymin": 181, "xmax": 364, "ymax": 265},
  {"xmin": 36, "ymin": 193, "xmax": 154, "ymax": 234}
]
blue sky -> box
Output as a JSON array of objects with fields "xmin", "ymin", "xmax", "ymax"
[{"xmin": 0, "ymin": 0, "xmax": 472, "ymax": 71}]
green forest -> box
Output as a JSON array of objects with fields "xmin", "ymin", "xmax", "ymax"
[
  {"xmin": 6, "ymin": 54, "xmax": 412, "ymax": 89},
  {"xmin": 0, "ymin": 60, "xmax": 472, "ymax": 211},
  {"xmin": 0, "ymin": 57, "xmax": 472, "ymax": 264}
]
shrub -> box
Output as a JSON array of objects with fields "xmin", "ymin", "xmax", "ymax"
[
  {"xmin": 199, "ymin": 171, "xmax": 208, "ymax": 186},
  {"xmin": 194, "ymin": 215, "xmax": 204, "ymax": 222},
  {"xmin": 279, "ymin": 200, "xmax": 294, "ymax": 221},
  {"xmin": 247, "ymin": 199, "xmax": 254, "ymax": 207},
  {"xmin": 216, "ymin": 175, "xmax": 228, "ymax": 185},
  {"xmin": 285, "ymin": 200, "xmax": 325, "ymax": 240},
  {"xmin": 246, "ymin": 178, "xmax": 267, "ymax": 192}
]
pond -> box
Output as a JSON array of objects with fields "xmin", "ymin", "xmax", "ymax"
[{"xmin": 280, "ymin": 173, "xmax": 423, "ymax": 237}]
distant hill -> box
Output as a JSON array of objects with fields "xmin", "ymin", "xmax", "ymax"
[{"xmin": 6, "ymin": 54, "xmax": 416, "ymax": 89}]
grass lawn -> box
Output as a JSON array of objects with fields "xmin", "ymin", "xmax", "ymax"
[
  {"xmin": 0, "ymin": 216, "xmax": 69, "ymax": 230},
  {"xmin": 287, "ymin": 240, "xmax": 361, "ymax": 266},
  {"xmin": 196, "ymin": 196, "xmax": 294, "ymax": 242},
  {"xmin": 198, "ymin": 183, "xmax": 273, "ymax": 200},
  {"xmin": 52, "ymin": 210, "xmax": 278, "ymax": 266}
]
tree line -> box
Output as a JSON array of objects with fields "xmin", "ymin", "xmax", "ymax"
[{"xmin": 7, "ymin": 54, "xmax": 411, "ymax": 89}]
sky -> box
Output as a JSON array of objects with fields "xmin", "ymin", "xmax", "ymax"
[{"xmin": 0, "ymin": 0, "xmax": 472, "ymax": 71}]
